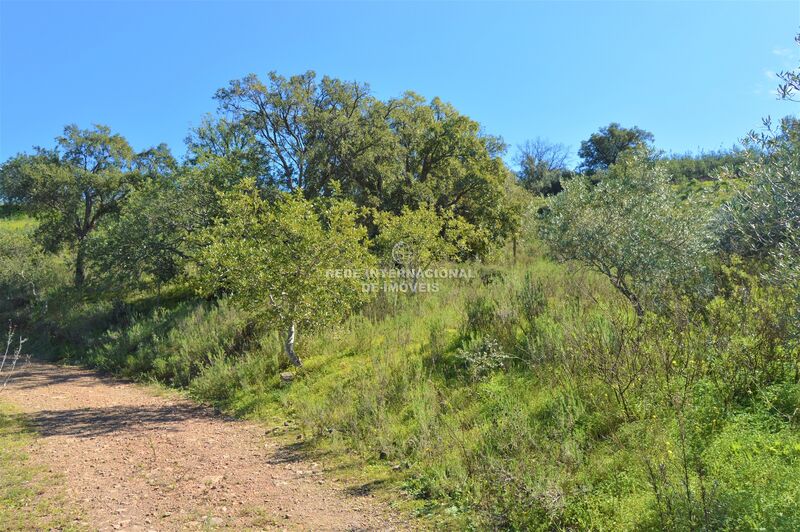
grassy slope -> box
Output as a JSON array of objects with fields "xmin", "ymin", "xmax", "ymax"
[
  {"xmin": 75, "ymin": 258, "xmax": 800, "ymax": 529},
  {"xmin": 4, "ymin": 210, "xmax": 800, "ymax": 530}
]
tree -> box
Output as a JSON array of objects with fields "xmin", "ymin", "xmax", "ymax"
[
  {"xmin": 720, "ymin": 117, "xmax": 800, "ymax": 286},
  {"xmin": 0, "ymin": 152, "xmax": 45, "ymax": 205},
  {"xmin": 0, "ymin": 228, "xmax": 63, "ymax": 317},
  {"xmin": 193, "ymin": 180, "xmax": 375, "ymax": 367},
  {"xmin": 374, "ymin": 204, "xmax": 472, "ymax": 291},
  {"xmin": 88, "ymin": 171, "xmax": 211, "ymax": 291},
  {"xmin": 135, "ymin": 143, "xmax": 178, "ymax": 179},
  {"xmin": 578, "ymin": 123, "xmax": 654, "ymax": 174},
  {"xmin": 214, "ymin": 71, "xmax": 396, "ymax": 201},
  {"xmin": 0, "ymin": 125, "xmax": 140, "ymax": 286},
  {"xmin": 185, "ymin": 114, "xmax": 270, "ymax": 190},
  {"xmin": 541, "ymin": 150, "xmax": 712, "ymax": 315},
  {"xmin": 212, "ymin": 73, "xmax": 519, "ymax": 258},
  {"xmin": 515, "ymin": 138, "xmax": 571, "ymax": 195},
  {"xmin": 379, "ymin": 93, "xmax": 517, "ymax": 257}
]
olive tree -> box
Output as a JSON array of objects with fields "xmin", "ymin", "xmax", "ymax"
[
  {"xmin": 720, "ymin": 117, "xmax": 800, "ymax": 292},
  {"xmin": 193, "ymin": 180, "xmax": 375, "ymax": 367},
  {"xmin": 541, "ymin": 151, "xmax": 713, "ymax": 315},
  {"xmin": 720, "ymin": 119, "xmax": 799, "ymax": 254}
]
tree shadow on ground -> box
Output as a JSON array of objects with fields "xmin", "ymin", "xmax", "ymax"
[
  {"xmin": 17, "ymin": 403, "xmax": 215, "ymax": 439},
  {"xmin": 4, "ymin": 365, "xmax": 122, "ymax": 390},
  {"xmin": 267, "ymin": 441, "xmax": 313, "ymax": 465},
  {"xmin": 344, "ymin": 479, "xmax": 388, "ymax": 497}
]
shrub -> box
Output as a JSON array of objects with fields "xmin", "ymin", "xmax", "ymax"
[
  {"xmin": 515, "ymin": 271, "xmax": 546, "ymax": 325},
  {"xmin": 464, "ymin": 294, "xmax": 497, "ymax": 336},
  {"xmin": 455, "ymin": 336, "xmax": 509, "ymax": 381}
]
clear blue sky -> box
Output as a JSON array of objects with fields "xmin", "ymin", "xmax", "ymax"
[{"xmin": 1, "ymin": 1, "xmax": 799, "ymax": 167}]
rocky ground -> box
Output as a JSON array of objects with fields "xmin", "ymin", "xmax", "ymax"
[{"xmin": 2, "ymin": 362, "xmax": 405, "ymax": 531}]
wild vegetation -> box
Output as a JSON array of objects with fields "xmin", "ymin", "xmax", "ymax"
[{"xmin": 1, "ymin": 37, "xmax": 799, "ymax": 529}]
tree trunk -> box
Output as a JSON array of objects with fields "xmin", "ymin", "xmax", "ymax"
[
  {"xmin": 611, "ymin": 276, "xmax": 643, "ymax": 318},
  {"xmin": 284, "ymin": 322, "xmax": 302, "ymax": 367},
  {"xmin": 74, "ymin": 240, "xmax": 86, "ymax": 287}
]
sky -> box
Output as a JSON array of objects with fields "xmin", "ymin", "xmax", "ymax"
[{"xmin": 1, "ymin": 1, "xmax": 799, "ymax": 168}]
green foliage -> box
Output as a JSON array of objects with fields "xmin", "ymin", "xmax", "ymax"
[
  {"xmin": 374, "ymin": 204, "xmax": 481, "ymax": 277},
  {"xmin": 704, "ymin": 265, "xmax": 799, "ymax": 404},
  {"xmin": 3, "ymin": 68, "xmax": 800, "ymax": 532},
  {"xmin": 661, "ymin": 148, "xmax": 746, "ymax": 183},
  {"xmin": 704, "ymin": 416, "xmax": 800, "ymax": 529},
  {"xmin": 0, "ymin": 124, "xmax": 153, "ymax": 286},
  {"xmin": 79, "ymin": 298, "xmax": 253, "ymax": 387},
  {"xmin": 185, "ymin": 114, "xmax": 270, "ymax": 190},
  {"xmin": 193, "ymin": 180, "xmax": 375, "ymax": 366},
  {"xmin": 0, "ymin": 215, "xmax": 67, "ymax": 325},
  {"xmin": 720, "ymin": 117, "xmax": 800, "ymax": 288},
  {"xmin": 212, "ymin": 71, "xmax": 518, "ymax": 257},
  {"xmin": 542, "ymin": 150, "xmax": 713, "ymax": 315},
  {"xmin": 87, "ymin": 172, "xmax": 212, "ymax": 290},
  {"xmin": 17, "ymin": 237, "xmax": 800, "ymax": 530},
  {"xmin": 578, "ymin": 122, "xmax": 655, "ymax": 174}
]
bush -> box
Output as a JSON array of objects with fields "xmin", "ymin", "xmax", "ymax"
[
  {"xmin": 455, "ymin": 336, "xmax": 509, "ymax": 381},
  {"xmin": 464, "ymin": 294, "xmax": 497, "ymax": 336}
]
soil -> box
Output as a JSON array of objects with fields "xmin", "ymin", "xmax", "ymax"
[{"xmin": 2, "ymin": 362, "xmax": 406, "ymax": 531}]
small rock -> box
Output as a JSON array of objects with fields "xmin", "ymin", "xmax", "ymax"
[{"xmin": 280, "ymin": 372, "xmax": 294, "ymax": 382}]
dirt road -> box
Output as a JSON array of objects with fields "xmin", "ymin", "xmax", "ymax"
[{"xmin": 2, "ymin": 362, "xmax": 404, "ymax": 531}]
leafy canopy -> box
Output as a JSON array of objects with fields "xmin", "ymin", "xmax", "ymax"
[
  {"xmin": 0, "ymin": 124, "xmax": 141, "ymax": 286},
  {"xmin": 541, "ymin": 150, "xmax": 713, "ymax": 314},
  {"xmin": 88, "ymin": 171, "xmax": 213, "ymax": 291},
  {"xmin": 578, "ymin": 122, "xmax": 654, "ymax": 174},
  {"xmin": 192, "ymin": 180, "xmax": 375, "ymax": 365},
  {"xmin": 210, "ymin": 71, "xmax": 517, "ymax": 257}
]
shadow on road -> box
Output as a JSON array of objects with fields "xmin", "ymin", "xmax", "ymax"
[
  {"xmin": 6, "ymin": 365, "xmax": 122, "ymax": 391},
  {"xmin": 18, "ymin": 403, "xmax": 215, "ymax": 439}
]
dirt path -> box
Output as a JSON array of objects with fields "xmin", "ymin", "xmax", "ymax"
[{"xmin": 2, "ymin": 362, "xmax": 405, "ymax": 531}]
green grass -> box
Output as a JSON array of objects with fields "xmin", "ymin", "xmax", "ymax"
[
  {"xmin": 0, "ymin": 401, "xmax": 84, "ymax": 531},
  {"xmin": 0, "ymin": 208, "xmax": 36, "ymax": 234},
  {"xmin": 142, "ymin": 255, "xmax": 800, "ymax": 529},
  {"xmin": 7, "ymin": 213, "xmax": 800, "ymax": 529}
]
